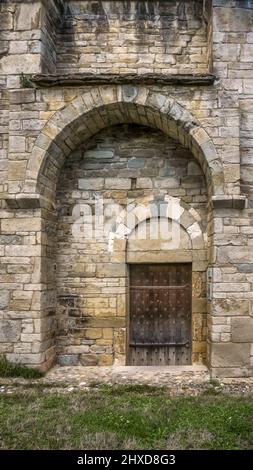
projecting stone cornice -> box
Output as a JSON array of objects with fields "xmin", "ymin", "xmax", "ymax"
[
  {"xmin": 28, "ymin": 73, "xmax": 216, "ymax": 88},
  {"xmin": 212, "ymin": 195, "xmax": 247, "ymax": 210},
  {"xmin": 5, "ymin": 194, "xmax": 247, "ymax": 211}
]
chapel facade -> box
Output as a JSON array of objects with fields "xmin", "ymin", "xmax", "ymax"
[{"xmin": 0, "ymin": 0, "xmax": 253, "ymax": 378}]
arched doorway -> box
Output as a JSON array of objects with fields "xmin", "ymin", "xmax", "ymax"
[{"xmin": 55, "ymin": 124, "xmax": 207, "ymax": 366}]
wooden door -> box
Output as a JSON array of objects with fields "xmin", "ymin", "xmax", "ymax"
[{"xmin": 129, "ymin": 264, "xmax": 192, "ymax": 366}]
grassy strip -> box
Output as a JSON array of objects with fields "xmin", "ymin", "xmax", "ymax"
[
  {"xmin": 0, "ymin": 384, "xmax": 252, "ymax": 449},
  {"xmin": 0, "ymin": 356, "xmax": 44, "ymax": 379}
]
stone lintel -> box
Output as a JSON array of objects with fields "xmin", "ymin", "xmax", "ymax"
[
  {"xmin": 212, "ymin": 195, "xmax": 247, "ymax": 210},
  {"xmin": 29, "ymin": 73, "xmax": 216, "ymax": 88}
]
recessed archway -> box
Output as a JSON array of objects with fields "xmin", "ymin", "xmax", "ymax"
[
  {"xmin": 107, "ymin": 194, "xmax": 208, "ymax": 366},
  {"xmin": 22, "ymin": 85, "xmax": 224, "ymax": 201}
]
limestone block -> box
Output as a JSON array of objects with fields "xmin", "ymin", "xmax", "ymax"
[
  {"xmin": 80, "ymin": 354, "xmax": 98, "ymax": 366},
  {"xmin": 94, "ymin": 308, "xmax": 116, "ymax": 318},
  {"xmin": 224, "ymin": 164, "xmax": 240, "ymax": 184},
  {"xmin": 81, "ymin": 317, "xmax": 125, "ymax": 328},
  {"xmin": 78, "ymin": 178, "xmax": 104, "ymax": 190},
  {"xmin": 9, "ymin": 41, "xmax": 28, "ymax": 54},
  {"xmin": 0, "ymin": 54, "xmax": 41, "ymax": 74},
  {"xmin": 103, "ymin": 328, "xmax": 113, "ymax": 340},
  {"xmin": 8, "ymin": 161, "xmax": 27, "ymax": 181},
  {"xmin": 21, "ymin": 320, "xmax": 34, "ymax": 334},
  {"xmin": 5, "ymin": 246, "xmax": 41, "ymax": 256},
  {"xmin": 213, "ymin": 283, "xmax": 250, "ymax": 292},
  {"xmin": 114, "ymin": 328, "xmax": 126, "ymax": 355},
  {"xmin": 98, "ymin": 355, "xmax": 113, "ymax": 366},
  {"xmin": 211, "ymin": 343, "xmax": 250, "ymax": 367},
  {"xmin": 9, "ymin": 136, "xmax": 26, "ymax": 153},
  {"xmin": 1, "ymin": 12, "xmax": 13, "ymax": 30},
  {"xmin": 9, "ymin": 299, "xmax": 31, "ymax": 311},
  {"xmin": 136, "ymin": 178, "xmax": 153, "ymax": 189},
  {"xmin": 14, "ymin": 343, "xmax": 32, "ymax": 353},
  {"xmin": 14, "ymin": 3, "xmax": 41, "ymax": 31},
  {"xmin": 154, "ymin": 178, "xmax": 179, "ymax": 189},
  {"xmin": 231, "ymin": 317, "xmax": 253, "ymax": 342},
  {"xmin": 66, "ymin": 346, "xmax": 90, "ymax": 354},
  {"xmin": 105, "ymin": 178, "xmax": 131, "ymax": 190},
  {"xmin": 86, "ymin": 297, "xmax": 108, "ymax": 308},
  {"xmin": 10, "ymin": 90, "xmax": 35, "ymax": 105},
  {"xmin": 0, "ymin": 291, "xmax": 10, "ymax": 310},
  {"xmin": 218, "ymin": 246, "xmax": 253, "ymax": 264},
  {"xmin": 0, "ymin": 320, "xmax": 21, "ymax": 343},
  {"xmin": 214, "ymin": 7, "xmax": 253, "ymax": 32},
  {"xmin": 96, "ymin": 263, "xmax": 126, "ymax": 278},
  {"xmin": 2, "ymin": 217, "xmax": 41, "ymax": 233},
  {"xmin": 85, "ymin": 329, "xmax": 102, "ymax": 340}
]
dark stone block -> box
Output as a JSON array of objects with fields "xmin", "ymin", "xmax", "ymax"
[
  {"xmin": 58, "ymin": 354, "xmax": 79, "ymax": 366},
  {"xmin": 128, "ymin": 158, "xmax": 145, "ymax": 168},
  {"xmin": 237, "ymin": 264, "xmax": 253, "ymax": 273},
  {"xmin": 80, "ymin": 354, "xmax": 99, "ymax": 366},
  {"xmin": 0, "ymin": 235, "xmax": 22, "ymax": 245}
]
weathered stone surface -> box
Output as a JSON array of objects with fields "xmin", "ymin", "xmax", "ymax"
[
  {"xmin": 231, "ymin": 317, "xmax": 253, "ymax": 342},
  {"xmin": 96, "ymin": 264, "xmax": 126, "ymax": 278},
  {"xmin": 8, "ymin": 161, "xmax": 27, "ymax": 181},
  {"xmin": 78, "ymin": 178, "xmax": 104, "ymax": 190},
  {"xmin": 105, "ymin": 178, "xmax": 131, "ymax": 190},
  {"xmin": 85, "ymin": 329, "xmax": 102, "ymax": 340},
  {"xmin": 212, "ymin": 299, "xmax": 250, "ymax": 316},
  {"xmin": 58, "ymin": 355, "xmax": 79, "ymax": 366},
  {"xmin": 1, "ymin": 218, "xmax": 41, "ymax": 233},
  {"xmin": 0, "ymin": 320, "xmax": 21, "ymax": 343},
  {"xmin": 80, "ymin": 354, "xmax": 99, "ymax": 366},
  {"xmin": 211, "ymin": 343, "xmax": 250, "ymax": 368},
  {"xmin": 0, "ymin": 235, "xmax": 22, "ymax": 245},
  {"xmin": 237, "ymin": 264, "xmax": 253, "ymax": 273},
  {"xmin": 9, "ymin": 136, "xmax": 26, "ymax": 153},
  {"xmin": 217, "ymin": 246, "xmax": 253, "ymax": 264},
  {"xmin": 128, "ymin": 158, "xmax": 145, "ymax": 169},
  {"xmin": 0, "ymin": 291, "xmax": 10, "ymax": 310},
  {"xmin": 14, "ymin": 3, "xmax": 41, "ymax": 31},
  {"xmin": 10, "ymin": 90, "xmax": 35, "ymax": 105},
  {"xmin": 0, "ymin": 54, "xmax": 41, "ymax": 74}
]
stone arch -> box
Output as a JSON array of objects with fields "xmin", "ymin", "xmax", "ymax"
[
  {"xmin": 108, "ymin": 194, "xmax": 206, "ymax": 254},
  {"xmin": 107, "ymin": 194, "xmax": 208, "ymax": 365},
  {"xmin": 22, "ymin": 85, "xmax": 224, "ymax": 200}
]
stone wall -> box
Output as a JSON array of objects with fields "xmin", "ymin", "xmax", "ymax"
[{"xmin": 56, "ymin": 0, "xmax": 210, "ymax": 75}]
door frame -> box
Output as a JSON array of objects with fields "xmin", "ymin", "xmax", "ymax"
[{"xmin": 126, "ymin": 261, "xmax": 195, "ymax": 366}]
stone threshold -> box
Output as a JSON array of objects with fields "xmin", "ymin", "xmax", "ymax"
[
  {"xmin": 45, "ymin": 364, "xmax": 210, "ymax": 384},
  {"xmin": 28, "ymin": 73, "xmax": 216, "ymax": 88}
]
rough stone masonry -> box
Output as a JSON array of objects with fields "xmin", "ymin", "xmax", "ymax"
[{"xmin": 0, "ymin": 0, "xmax": 253, "ymax": 378}]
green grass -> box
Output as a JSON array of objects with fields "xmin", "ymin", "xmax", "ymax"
[
  {"xmin": 0, "ymin": 385, "xmax": 252, "ymax": 449},
  {"xmin": 0, "ymin": 356, "xmax": 44, "ymax": 379}
]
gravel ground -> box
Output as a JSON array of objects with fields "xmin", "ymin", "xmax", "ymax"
[{"xmin": 1, "ymin": 365, "xmax": 253, "ymax": 396}]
